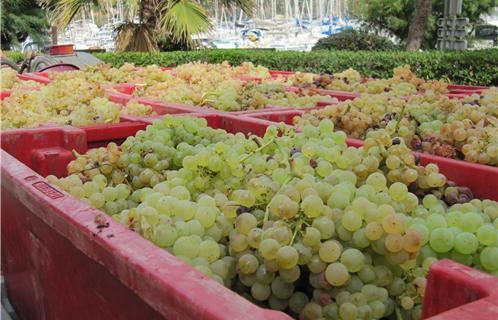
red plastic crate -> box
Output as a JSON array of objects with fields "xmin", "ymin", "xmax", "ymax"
[
  {"xmin": 135, "ymin": 97, "xmax": 210, "ymax": 114},
  {"xmin": 0, "ymin": 126, "xmax": 87, "ymax": 177},
  {"xmin": 422, "ymin": 259, "xmax": 498, "ymax": 319},
  {"xmin": 246, "ymin": 109, "xmax": 304, "ymax": 125},
  {"xmin": 1, "ymin": 150, "xmax": 290, "ymax": 320},
  {"xmin": 269, "ymin": 70, "xmax": 295, "ymax": 78},
  {"xmin": 141, "ymin": 113, "xmax": 281, "ymax": 137},
  {"xmin": 16, "ymin": 73, "xmax": 51, "ymax": 85},
  {"xmin": 112, "ymin": 83, "xmax": 138, "ymax": 95},
  {"xmin": 315, "ymin": 89, "xmax": 361, "ymax": 101},
  {"xmin": 246, "ymin": 110, "xmax": 498, "ymax": 200},
  {"xmin": 417, "ymin": 153, "xmax": 498, "ymax": 200},
  {"xmin": 1, "ymin": 90, "xmax": 11, "ymax": 99},
  {"xmin": 0, "ymin": 121, "xmax": 151, "ymax": 176},
  {"xmin": 82, "ymin": 121, "xmax": 148, "ymax": 149},
  {"xmin": 106, "ymin": 92, "xmax": 199, "ymax": 116},
  {"xmin": 447, "ymin": 84, "xmax": 489, "ymax": 93}
]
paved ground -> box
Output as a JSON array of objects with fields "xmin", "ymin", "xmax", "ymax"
[{"xmin": 1, "ymin": 277, "xmax": 17, "ymax": 320}]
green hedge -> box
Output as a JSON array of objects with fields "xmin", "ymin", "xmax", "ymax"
[
  {"xmin": 4, "ymin": 51, "xmax": 25, "ymax": 63},
  {"xmin": 94, "ymin": 49, "xmax": 498, "ymax": 86}
]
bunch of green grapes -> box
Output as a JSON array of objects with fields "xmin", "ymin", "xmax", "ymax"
[
  {"xmin": 295, "ymin": 89, "xmax": 498, "ymax": 165},
  {"xmin": 1, "ymin": 68, "xmax": 20, "ymax": 89},
  {"xmin": 1, "ymin": 77, "xmax": 153, "ymax": 129},
  {"xmin": 281, "ymin": 65, "xmax": 449, "ymax": 96},
  {"xmin": 48, "ymin": 62, "xmax": 270, "ymax": 89},
  {"xmin": 174, "ymin": 61, "xmax": 271, "ymax": 83},
  {"xmin": 0, "ymin": 68, "xmax": 45, "ymax": 91},
  {"xmin": 48, "ymin": 63, "xmax": 170, "ymax": 85},
  {"xmin": 141, "ymin": 78, "xmax": 334, "ymax": 111},
  {"xmin": 48, "ymin": 116, "xmax": 498, "ymax": 320}
]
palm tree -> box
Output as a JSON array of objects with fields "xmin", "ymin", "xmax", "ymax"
[{"xmin": 40, "ymin": 0, "xmax": 254, "ymax": 51}]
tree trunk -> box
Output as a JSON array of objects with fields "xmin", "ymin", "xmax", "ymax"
[
  {"xmin": 140, "ymin": 0, "xmax": 159, "ymax": 30},
  {"xmin": 115, "ymin": 0, "xmax": 159, "ymax": 52},
  {"xmin": 406, "ymin": 0, "xmax": 433, "ymax": 51}
]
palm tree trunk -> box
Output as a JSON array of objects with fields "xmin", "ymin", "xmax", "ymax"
[
  {"xmin": 406, "ymin": 0, "xmax": 433, "ymax": 51},
  {"xmin": 140, "ymin": 0, "xmax": 159, "ymax": 30}
]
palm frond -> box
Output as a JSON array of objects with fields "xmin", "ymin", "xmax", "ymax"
[
  {"xmin": 217, "ymin": 0, "xmax": 254, "ymax": 15},
  {"xmin": 158, "ymin": 0, "xmax": 211, "ymax": 45},
  {"xmin": 40, "ymin": 0, "xmax": 101, "ymax": 28}
]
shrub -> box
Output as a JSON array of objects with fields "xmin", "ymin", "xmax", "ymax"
[
  {"xmin": 3, "ymin": 51, "xmax": 24, "ymax": 63},
  {"xmin": 312, "ymin": 29, "xmax": 398, "ymax": 51}
]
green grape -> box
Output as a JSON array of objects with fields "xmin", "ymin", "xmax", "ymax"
[
  {"xmin": 289, "ymin": 291, "xmax": 309, "ymax": 314},
  {"xmin": 154, "ymin": 224, "xmax": 178, "ymax": 247},
  {"xmin": 269, "ymin": 194, "xmax": 299, "ymax": 219},
  {"xmin": 340, "ymin": 248, "xmax": 365, "ymax": 272},
  {"xmin": 89, "ymin": 193, "xmax": 106, "ymax": 208},
  {"xmin": 480, "ymin": 247, "xmax": 498, "ymax": 271},
  {"xmin": 427, "ymin": 214, "xmax": 447, "ymax": 230},
  {"xmin": 195, "ymin": 207, "xmax": 218, "ymax": 228},
  {"xmin": 460, "ymin": 212, "xmax": 484, "ymax": 233},
  {"xmin": 325, "ymin": 262, "xmax": 350, "ymax": 286},
  {"xmin": 339, "ymin": 302, "xmax": 358, "ymax": 320},
  {"xmin": 255, "ymin": 265, "xmax": 275, "ymax": 284},
  {"xmin": 251, "ymin": 282, "xmax": 271, "ymax": 301},
  {"xmin": 477, "ymin": 224, "xmax": 497, "ymax": 246},
  {"xmin": 429, "ymin": 228, "xmax": 455, "ymax": 253},
  {"xmin": 173, "ymin": 236, "xmax": 198, "ymax": 259},
  {"xmin": 312, "ymin": 216, "xmax": 335, "ymax": 239},
  {"xmin": 319, "ymin": 240, "xmax": 342, "ymax": 263},
  {"xmin": 454, "ymin": 232, "xmax": 479, "ymax": 255},
  {"xmin": 276, "ymin": 245, "xmax": 299, "ymax": 269},
  {"xmin": 301, "ymin": 195, "xmax": 325, "ymax": 218},
  {"xmin": 268, "ymin": 294, "xmax": 288, "ymax": 311},
  {"xmin": 199, "ymin": 239, "xmax": 221, "ymax": 262},
  {"xmin": 303, "ymin": 227, "xmax": 322, "ymax": 247},
  {"xmin": 328, "ymin": 190, "xmax": 351, "ymax": 209},
  {"xmin": 342, "ymin": 212, "xmax": 362, "ymax": 232},
  {"xmin": 358, "ymin": 265, "xmax": 376, "ymax": 284},
  {"xmin": 369, "ymin": 300, "xmax": 386, "ymax": 319},
  {"xmin": 366, "ymin": 172, "xmax": 386, "ymax": 192},
  {"xmin": 259, "ymin": 238, "xmax": 281, "ymax": 260},
  {"xmin": 279, "ymin": 265, "xmax": 300, "ymax": 283},
  {"xmin": 271, "ymin": 276, "xmax": 294, "ymax": 299},
  {"xmin": 235, "ymin": 213, "xmax": 258, "ymax": 235},
  {"xmin": 351, "ymin": 228, "xmax": 371, "ymax": 249},
  {"xmin": 231, "ymin": 189, "xmax": 256, "ymax": 207}
]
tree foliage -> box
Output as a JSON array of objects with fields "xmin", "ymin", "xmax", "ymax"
[
  {"xmin": 312, "ymin": 29, "xmax": 398, "ymax": 51},
  {"xmin": 357, "ymin": 0, "xmax": 498, "ymax": 49},
  {"xmin": 1, "ymin": 0, "xmax": 50, "ymax": 50},
  {"xmin": 41, "ymin": 0, "xmax": 253, "ymax": 52}
]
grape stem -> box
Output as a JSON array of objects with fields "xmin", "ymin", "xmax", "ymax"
[
  {"xmin": 262, "ymin": 175, "xmax": 291, "ymax": 225},
  {"xmin": 289, "ymin": 219, "xmax": 303, "ymax": 245},
  {"xmin": 395, "ymin": 105, "xmax": 406, "ymax": 132},
  {"xmin": 395, "ymin": 306, "xmax": 405, "ymax": 320},
  {"xmin": 240, "ymin": 138, "xmax": 276, "ymax": 163}
]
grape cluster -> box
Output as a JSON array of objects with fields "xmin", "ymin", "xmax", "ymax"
[
  {"xmin": 295, "ymin": 88, "xmax": 498, "ymax": 166},
  {"xmin": 48, "ymin": 61, "xmax": 271, "ymax": 87},
  {"xmin": 0, "ymin": 77, "xmax": 154, "ymax": 129},
  {"xmin": 43, "ymin": 62, "xmax": 334, "ymax": 111},
  {"xmin": 138, "ymin": 73, "xmax": 335, "ymax": 111},
  {"xmin": 0, "ymin": 68, "xmax": 45, "ymax": 91},
  {"xmin": 48, "ymin": 115, "xmax": 498, "ymax": 320},
  {"xmin": 282, "ymin": 65, "xmax": 449, "ymax": 96},
  {"xmin": 1, "ymin": 68, "xmax": 19, "ymax": 90}
]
